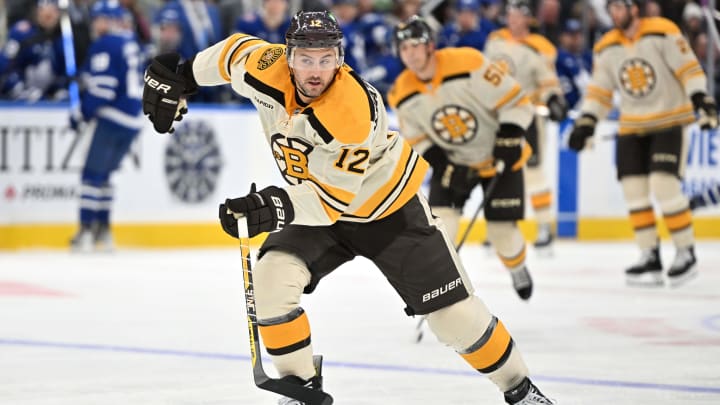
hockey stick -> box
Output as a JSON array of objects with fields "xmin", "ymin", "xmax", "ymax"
[
  {"xmin": 237, "ymin": 216, "xmax": 333, "ymax": 405},
  {"xmin": 58, "ymin": 0, "xmax": 81, "ymax": 120},
  {"xmin": 415, "ymin": 160, "xmax": 506, "ymax": 343}
]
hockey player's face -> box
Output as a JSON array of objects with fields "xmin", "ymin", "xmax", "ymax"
[
  {"xmin": 398, "ymin": 40, "xmax": 432, "ymax": 74},
  {"xmin": 291, "ymin": 48, "xmax": 339, "ymax": 99},
  {"xmin": 608, "ymin": 3, "xmax": 633, "ymax": 30}
]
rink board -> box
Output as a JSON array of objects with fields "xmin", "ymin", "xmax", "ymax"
[{"xmin": 0, "ymin": 103, "xmax": 718, "ymax": 248}]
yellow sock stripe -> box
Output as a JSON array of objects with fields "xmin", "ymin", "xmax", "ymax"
[
  {"xmin": 460, "ymin": 317, "xmax": 513, "ymax": 373},
  {"xmin": 259, "ymin": 309, "xmax": 311, "ymax": 355},
  {"xmin": 629, "ymin": 208, "xmax": 656, "ymax": 230},
  {"xmin": 664, "ymin": 208, "xmax": 692, "ymax": 232},
  {"xmin": 498, "ymin": 245, "xmax": 526, "ymax": 268},
  {"xmin": 531, "ymin": 191, "xmax": 552, "ymax": 210}
]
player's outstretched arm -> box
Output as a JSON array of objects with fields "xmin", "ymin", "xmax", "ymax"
[{"xmin": 142, "ymin": 53, "xmax": 198, "ymax": 134}]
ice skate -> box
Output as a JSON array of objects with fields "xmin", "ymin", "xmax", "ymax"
[
  {"xmin": 277, "ymin": 355, "xmax": 328, "ymax": 405},
  {"xmin": 93, "ymin": 224, "xmax": 114, "ymax": 253},
  {"xmin": 510, "ymin": 266, "xmax": 533, "ymax": 300},
  {"xmin": 533, "ymin": 223, "xmax": 554, "ymax": 256},
  {"xmin": 625, "ymin": 247, "xmax": 663, "ymax": 287},
  {"xmin": 70, "ymin": 226, "xmax": 94, "ymax": 253},
  {"xmin": 667, "ymin": 246, "xmax": 697, "ymax": 287},
  {"xmin": 504, "ymin": 377, "xmax": 556, "ymax": 404}
]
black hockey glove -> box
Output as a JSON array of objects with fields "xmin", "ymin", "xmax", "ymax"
[
  {"xmin": 439, "ymin": 163, "xmax": 479, "ymax": 197},
  {"xmin": 568, "ymin": 114, "xmax": 597, "ymax": 152},
  {"xmin": 219, "ymin": 184, "xmax": 295, "ymax": 239},
  {"xmin": 691, "ymin": 92, "xmax": 719, "ymax": 130},
  {"xmin": 422, "ymin": 144, "xmax": 449, "ymax": 173},
  {"xmin": 493, "ymin": 123, "xmax": 525, "ymax": 172},
  {"xmin": 546, "ymin": 94, "xmax": 569, "ymax": 122},
  {"xmin": 142, "ymin": 53, "xmax": 198, "ymax": 134}
]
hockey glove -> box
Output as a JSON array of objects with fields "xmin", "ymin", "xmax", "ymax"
[
  {"xmin": 493, "ymin": 123, "xmax": 525, "ymax": 172},
  {"xmin": 546, "ymin": 94, "xmax": 569, "ymax": 122},
  {"xmin": 142, "ymin": 53, "xmax": 198, "ymax": 134},
  {"xmin": 440, "ymin": 163, "xmax": 479, "ymax": 197},
  {"xmin": 568, "ymin": 114, "xmax": 597, "ymax": 152},
  {"xmin": 219, "ymin": 183, "xmax": 295, "ymax": 238},
  {"xmin": 422, "ymin": 144, "xmax": 449, "ymax": 173},
  {"xmin": 691, "ymin": 92, "xmax": 719, "ymax": 130}
]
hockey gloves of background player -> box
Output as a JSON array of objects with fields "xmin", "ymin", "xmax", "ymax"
[
  {"xmin": 568, "ymin": 114, "xmax": 598, "ymax": 152},
  {"xmin": 143, "ymin": 52, "xmax": 198, "ymax": 134},
  {"xmin": 493, "ymin": 123, "xmax": 526, "ymax": 173},
  {"xmin": 423, "ymin": 145, "xmax": 477, "ymax": 195},
  {"xmin": 691, "ymin": 92, "xmax": 719, "ymax": 130},
  {"xmin": 219, "ymin": 183, "xmax": 295, "ymax": 239},
  {"xmin": 546, "ymin": 94, "xmax": 569, "ymax": 122}
]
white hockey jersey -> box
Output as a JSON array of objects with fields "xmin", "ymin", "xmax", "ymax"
[
  {"xmin": 483, "ymin": 29, "xmax": 563, "ymax": 107},
  {"xmin": 387, "ymin": 47, "xmax": 534, "ymax": 169},
  {"xmin": 580, "ymin": 17, "xmax": 707, "ymax": 135},
  {"xmin": 192, "ymin": 34, "xmax": 428, "ymax": 226}
]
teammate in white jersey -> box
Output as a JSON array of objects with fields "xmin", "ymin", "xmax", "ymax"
[
  {"xmin": 389, "ymin": 16, "xmax": 538, "ymax": 301},
  {"xmin": 568, "ymin": 0, "xmax": 718, "ymax": 287},
  {"xmin": 484, "ymin": 0, "xmax": 568, "ymax": 250},
  {"xmin": 141, "ymin": 10, "xmax": 555, "ymax": 405}
]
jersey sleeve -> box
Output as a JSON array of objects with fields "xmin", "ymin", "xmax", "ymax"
[
  {"xmin": 471, "ymin": 58, "xmax": 534, "ymax": 130},
  {"xmin": 662, "ymin": 31, "xmax": 708, "ymax": 97},
  {"xmin": 191, "ymin": 33, "xmax": 267, "ymax": 94},
  {"xmin": 579, "ymin": 51, "xmax": 615, "ymax": 120},
  {"xmin": 536, "ymin": 50, "xmax": 564, "ymax": 104},
  {"xmin": 79, "ymin": 40, "xmax": 119, "ymax": 119}
]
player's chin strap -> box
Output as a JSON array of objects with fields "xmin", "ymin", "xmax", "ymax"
[
  {"xmin": 415, "ymin": 160, "xmax": 505, "ymax": 343},
  {"xmin": 236, "ymin": 216, "xmax": 333, "ymax": 405}
]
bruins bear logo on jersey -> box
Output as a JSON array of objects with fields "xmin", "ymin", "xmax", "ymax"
[
  {"xmin": 619, "ymin": 58, "xmax": 656, "ymax": 98},
  {"xmin": 431, "ymin": 105, "xmax": 478, "ymax": 144}
]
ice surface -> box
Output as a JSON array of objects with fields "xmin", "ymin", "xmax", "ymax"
[{"xmin": 1, "ymin": 241, "xmax": 719, "ymax": 404}]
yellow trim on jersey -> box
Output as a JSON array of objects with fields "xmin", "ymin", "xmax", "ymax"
[
  {"xmin": 388, "ymin": 47, "xmax": 485, "ymax": 108},
  {"xmin": 348, "ymin": 141, "xmax": 427, "ymax": 219},
  {"xmin": 494, "ymin": 84, "xmax": 522, "ymax": 110},
  {"xmin": 310, "ymin": 67, "xmax": 373, "ymax": 145},
  {"xmin": 675, "ymin": 61, "xmax": 701, "ymax": 78},
  {"xmin": 586, "ymin": 85, "xmax": 613, "ymax": 108},
  {"xmin": 488, "ymin": 29, "xmax": 557, "ymax": 57},
  {"xmin": 618, "ymin": 105, "xmax": 695, "ymax": 134},
  {"xmin": 594, "ymin": 17, "xmax": 681, "ymax": 54},
  {"xmin": 378, "ymin": 158, "xmax": 429, "ymax": 220},
  {"xmin": 218, "ymin": 33, "xmax": 259, "ymax": 82}
]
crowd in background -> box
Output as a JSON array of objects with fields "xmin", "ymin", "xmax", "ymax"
[{"xmin": 0, "ymin": 0, "xmax": 718, "ymax": 105}]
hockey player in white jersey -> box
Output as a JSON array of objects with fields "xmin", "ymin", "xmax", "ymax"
[
  {"xmin": 389, "ymin": 16, "xmax": 538, "ymax": 302},
  {"xmin": 141, "ymin": 10, "xmax": 555, "ymax": 405},
  {"xmin": 568, "ymin": 0, "xmax": 718, "ymax": 287},
  {"xmin": 483, "ymin": 0, "xmax": 568, "ymax": 251}
]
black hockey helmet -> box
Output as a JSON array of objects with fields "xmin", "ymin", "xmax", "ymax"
[
  {"xmin": 392, "ymin": 15, "xmax": 434, "ymax": 55},
  {"xmin": 506, "ymin": 0, "xmax": 532, "ymax": 15},
  {"xmin": 606, "ymin": 0, "xmax": 640, "ymax": 8},
  {"xmin": 286, "ymin": 10, "xmax": 344, "ymax": 67}
]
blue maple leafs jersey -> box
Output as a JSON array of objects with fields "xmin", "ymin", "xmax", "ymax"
[{"xmin": 79, "ymin": 32, "xmax": 143, "ymax": 130}]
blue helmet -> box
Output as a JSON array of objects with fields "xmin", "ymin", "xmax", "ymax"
[{"xmin": 90, "ymin": 0, "xmax": 129, "ymax": 20}]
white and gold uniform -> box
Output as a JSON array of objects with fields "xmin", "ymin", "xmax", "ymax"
[
  {"xmin": 389, "ymin": 47, "xmax": 536, "ymax": 289},
  {"xmin": 191, "ymin": 34, "xmax": 533, "ymax": 395},
  {"xmin": 193, "ymin": 34, "xmax": 428, "ymax": 226},
  {"xmin": 484, "ymin": 28, "xmax": 564, "ymax": 236},
  {"xmin": 579, "ymin": 17, "xmax": 706, "ymax": 256}
]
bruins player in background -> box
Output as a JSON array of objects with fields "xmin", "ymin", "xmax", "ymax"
[
  {"xmin": 142, "ymin": 10, "xmax": 556, "ymax": 405},
  {"xmin": 569, "ymin": 0, "xmax": 718, "ymax": 287},
  {"xmin": 483, "ymin": 0, "xmax": 568, "ymax": 251},
  {"xmin": 389, "ymin": 16, "xmax": 538, "ymax": 302}
]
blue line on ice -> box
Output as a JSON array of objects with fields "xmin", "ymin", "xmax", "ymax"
[{"xmin": 1, "ymin": 338, "xmax": 719, "ymax": 395}]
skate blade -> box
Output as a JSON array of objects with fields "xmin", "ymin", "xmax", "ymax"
[
  {"xmin": 668, "ymin": 266, "xmax": 699, "ymax": 288},
  {"xmin": 625, "ymin": 273, "xmax": 664, "ymax": 288}
]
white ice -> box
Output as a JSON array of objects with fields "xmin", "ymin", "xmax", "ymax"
[{"xmin": 1, "ymin": 241, "xmax": 719, "ymax": 405}]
